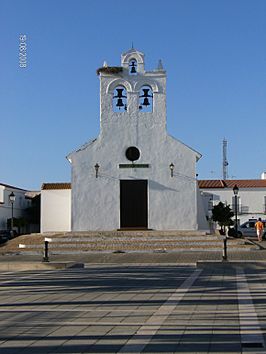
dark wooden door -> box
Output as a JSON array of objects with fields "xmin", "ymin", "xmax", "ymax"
[{"xmin": 120, "ymin": 180, "xmax": 148, "ymax": 229}]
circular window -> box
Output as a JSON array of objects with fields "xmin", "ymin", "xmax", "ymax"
[{"xmin": 125, "ymin": 146, "xmax": 140, "ymax": 161}]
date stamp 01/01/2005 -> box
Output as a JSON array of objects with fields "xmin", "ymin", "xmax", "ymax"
[{"xmin": 19, "ymin": 34, "xmax": 27, "ymax": 68}]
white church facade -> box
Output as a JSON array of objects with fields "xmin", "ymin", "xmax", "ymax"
[{"xmin": 41, "ymin": 49, "xmax": 207, "ymax": 232}]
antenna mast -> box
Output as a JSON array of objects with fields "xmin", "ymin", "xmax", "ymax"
[{"xmin": 223, "ymin": 138, "xmax": 228, "ymax": 180}]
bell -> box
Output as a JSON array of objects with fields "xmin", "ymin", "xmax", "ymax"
[
  {"xmin": 114, "ymin": 88, "xmax": 126, "ymax": 98},
  {"xmin": 130, "ymin": 61, "xmax": 137, "ymax": 74},
  {"xmin": 116, "ymin": 98, "xmax": 124, "ymax": 109},
  {"xmin": 130, "ymin": 65, "xmax": 136, "ymax": 74},
  {"xmin": 140, "ymin": 89, "xmax": 152, "ymax": 98},
  {"xmin": 142, "ymin": 98, "xmax": 150, "ymax": 106}
]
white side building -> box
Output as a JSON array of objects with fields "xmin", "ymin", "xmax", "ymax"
[
  {"xmin": 41, "ymin": 183, "xmax": 71, "ymax": 233},
  {"xmin": 0, "ymin": 183, "xmax": 31, "ymax": 231},
  {"xmin": 199, "ymin": 179, "xmax": 266, "ymax": 224}
]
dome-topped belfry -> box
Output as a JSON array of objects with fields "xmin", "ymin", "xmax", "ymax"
[{"xmin": 67, "ymin": 48, "xmax": 203, "ymax": 231}]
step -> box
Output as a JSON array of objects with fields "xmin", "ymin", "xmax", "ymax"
[
  {"xmin": 18, "ymin": 240, "xmax": 243, "ymax": 249},
  {"xmin": 0, "ymin": 232, "xmax": 256, "ymax": 256},
  {"xmin": 17, "ymin": 245, "xmax": 255, "ymax": 256},
  {"xmin": 17, "ymin": 239, "xmax": 255, "ymax": 254},
  {"xmin": 45, "ymin": 230, "xmax": 209, "ymax": 237}
]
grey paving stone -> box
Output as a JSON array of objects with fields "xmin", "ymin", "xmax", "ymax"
[
  {"xmin": 108, "ymin": 326, "xmax": 140, "ymax": 337},
  {"xmin": 0, "ymin": 264, "xmax": 266, "ymax": 353},
  {"xmin": 209, "ymin": 342, "xmax": 242, "ymax": 352},
  {"xmin": 80, "ymin": 324, "xmax": 114, "ymax": 335},
  {"xmin": 173, "ymin": 342, "xmax": 211, "ymax": 352}
]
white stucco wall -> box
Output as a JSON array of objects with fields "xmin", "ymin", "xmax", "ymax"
[
  {"xmin": 68, "ymin": 49, "xmax": 204, "ymax": 231},
  {"xmin": 41, "ymin": 189, "xmax": 71, "ymax": 233},
  {"xmin": 70, "ymin": 134, "xmax": 200, "ymax": 231}
]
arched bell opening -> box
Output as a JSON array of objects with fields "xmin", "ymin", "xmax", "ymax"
[
  {"xmin": 129, "ymin": 59, "xmax": 137, "ymax": 75},
  {"xmin": 112, "ymin": 86, "xmax": 127, "ymax": 112},
  {"xmin": 139, "ymin": 85, "xmax": 153, "ymax": 112}
]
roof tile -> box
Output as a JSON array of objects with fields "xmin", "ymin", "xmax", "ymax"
[
  {"xmin": 42, "ymin": 183, "xmax": 71, "ymax": 190},
  {"xmin": 198, "ymin": 179, "xmax": 266, "ymax": 189}
]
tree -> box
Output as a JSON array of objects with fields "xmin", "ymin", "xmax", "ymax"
[{"xmin": 212, "ymin": 202, "xmax": 234, "ymax": 235}]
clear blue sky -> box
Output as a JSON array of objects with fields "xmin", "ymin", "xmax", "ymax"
[{"xmin": 1, "ymin": 0, "xmax": 266, "ymax": 190}]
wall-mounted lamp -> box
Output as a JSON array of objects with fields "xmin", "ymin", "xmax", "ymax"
[
  {"xmin": 169, "ymin": 163, "xmax": 174, "ymax": 177},
  {"xmin": 94, "ymin": 163, "xmax": 100, "ymax": 178}
]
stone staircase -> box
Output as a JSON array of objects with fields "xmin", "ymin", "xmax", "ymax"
[{"xmin": 0, "ymin": 230, "xmax": 256, "ymax": 256}]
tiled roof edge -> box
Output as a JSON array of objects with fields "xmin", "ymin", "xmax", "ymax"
[
  {"xmin": 41, "ymin": 183, "xmax": 71, "ymax": 190},
  {"xmin": 198, "ymin": 179, "xmax": 266, "ymax": 188}
]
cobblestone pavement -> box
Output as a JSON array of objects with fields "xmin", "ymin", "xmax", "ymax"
[{"xmin": 1, "ymin": 263, "xmax": 266, "ymax": 353}]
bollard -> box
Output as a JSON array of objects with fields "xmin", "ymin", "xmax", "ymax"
[
  {"xmin": 43, "ymin": 238, "xmax": 52, "ymax": 262},
  {"xmin": 43, "ymin": 241, "xmax": 49, "ymax": 262},
  {"xmin": 222, "ymin": 237, "xmax": 227, "ymax": 261}
]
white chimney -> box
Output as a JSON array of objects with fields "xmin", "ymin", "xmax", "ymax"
[{"xmin": 261, "ymin": 172, "xmax": 266, "ymax": 180}]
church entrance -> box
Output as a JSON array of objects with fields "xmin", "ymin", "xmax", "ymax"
[{"xmin": 120, "ymin": 180, "xmax": 148, "ymax": 229}]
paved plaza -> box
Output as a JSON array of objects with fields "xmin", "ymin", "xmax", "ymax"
[{"xmin": 0, "ymin": 263, "xmax": 266, "ymax": 353}]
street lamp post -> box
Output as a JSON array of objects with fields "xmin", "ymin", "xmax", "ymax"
[
  {"xmin": 8, "ymin": 192, "xmax": 16, "ymax": 237},
  {"xmin": 233, "ymin": 185, "xmax": 239, "ymax": 237}
]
